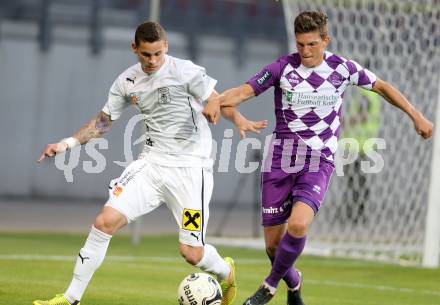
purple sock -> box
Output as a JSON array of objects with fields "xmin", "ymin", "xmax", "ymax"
[
  {"xmin": 266, "ymin": 250, "xmax": 299, "ymax": 289},
  {"xmin": 265, "ymin": 233, "xmax": 306, "ymax": 289}
]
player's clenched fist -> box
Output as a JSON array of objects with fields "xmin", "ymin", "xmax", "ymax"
[
  {"xmin": 413, "ymin": 112, "xmax": 433, "ymax": 139},
  {"xmin": 203, "ymin": 99, "xmax": 221, "ymax": 124}
]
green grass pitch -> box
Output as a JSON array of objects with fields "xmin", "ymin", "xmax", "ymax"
[{"xmin": 0, "ymin": 232, "xmax": 439, "ymax": 305}]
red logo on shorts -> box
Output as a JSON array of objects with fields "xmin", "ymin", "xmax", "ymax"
[{"xmin": 113, "ymin": 186, "xmax": 123, "ymax": 197}]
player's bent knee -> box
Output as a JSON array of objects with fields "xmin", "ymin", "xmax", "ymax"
[
  {"xmin": 287, "ymin": 219, "xmax": 309, "ymax": 237},
  {"xmin": 179, "ymin": 244, "xmax": 203, "ymax": 265},
  {"xmin": 94, "ymin": 215, "xmax": 116, "ymax": 235},
  {"xmin": 94, "ymin": 209, "xmax": 127, "ymax": 235}
]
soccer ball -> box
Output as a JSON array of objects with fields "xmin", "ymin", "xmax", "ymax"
[{"xmin": 177, "ymin": 273, "xmax": 222, "ymax": 305}]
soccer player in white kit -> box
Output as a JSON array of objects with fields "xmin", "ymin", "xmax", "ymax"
[{"xmin": 35, "ymin": 21, "xmax": 267, "ymax": 305}]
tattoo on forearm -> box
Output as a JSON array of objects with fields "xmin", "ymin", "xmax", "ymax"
[
  {"xmin": 74, "ymin": 112, "xmax": 111, "ymax": 144},
  {"xmin": 95, "ymin": 112, "xmax": 112, "ymax": 134}
]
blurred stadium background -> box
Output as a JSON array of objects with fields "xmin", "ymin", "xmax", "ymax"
[
  {"xmin": 1, "ymin": 0, "xmax": 440, "ymax": 269},
  {"xmin": 0, "ymin": 0, "xmax": 285, "ymax": 238}
]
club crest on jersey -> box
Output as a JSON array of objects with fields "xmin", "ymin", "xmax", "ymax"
[
  {"xmin": 286, "ymin": 71, "xmax": 302, "ymax": 85},
  {"xmin": 182, "ymin": 209, "xmax": 202, "ymax": 232},
  {"xmin": 129, "ymin": 92, "xmax": 140, "ymax": 105},
  {"xmin": 158, "ymin": 87, "xmax": 171, "ymax": 104},
  {"xmin": 328, "ymin": 72, "xmax": 344, "ymax": 87}
]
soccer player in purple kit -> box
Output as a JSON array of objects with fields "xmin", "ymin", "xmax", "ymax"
[{"xmin": 203, "ymin": 10, "xmax": 433, "ymax": 305}]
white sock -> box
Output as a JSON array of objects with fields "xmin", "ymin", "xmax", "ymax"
[
  {"xmin": 262, "ymin": 281, "xmax": 277, "ymax": 294},
  {"xmin": 195, "ymin": 244, "xmax": 230, "ymax": 281},
  {"xmin": 64, "ymin": 226, "xmax": 112, "ymax": 303}
]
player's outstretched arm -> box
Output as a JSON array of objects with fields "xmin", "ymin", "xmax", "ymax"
[
  {"xmin": 371, "ymin": 79, "xmax": 433, "ymax": 139},
  {"xmin": 203, "ymin": 84, "xmax": 256, "ymax": 124},
  {"xmin": 221, "ymin": 106, "xmax": 268, "ymax": 139},
  {"xmin": 37, "ymin": 111, "xmax": 112, "ymax": 162},
  {"xmin": 202, "ymin": 89, "xmax": 267, "ymax": 138},
  {"xmin": 218, "ymin": 84, "xmax": 256, "ymax": 107}
]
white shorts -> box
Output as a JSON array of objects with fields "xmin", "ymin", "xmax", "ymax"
[{"xmin": 105, "ymin": 158, "xmax": 213, "ymax": 247}]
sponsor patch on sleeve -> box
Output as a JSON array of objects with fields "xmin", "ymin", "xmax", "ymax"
[{"xmin": 256, "ymin": 70, "xmax": 272, "ymax": 85}]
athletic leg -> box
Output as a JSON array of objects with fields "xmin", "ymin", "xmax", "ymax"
[
  {"xmin": 165, "ymin": 167, "xmax": 236, "ymax": 305},
  {"xmin": 64, "ymin": 207, "xmax": 127, "ymax": 303},
  {"xmin": 33, "ymin": 159, "xmax": 162, "ymax": 305},
  {"xmin": 264, "ymin": 224, "xmax": 300, "ymax": 289}
]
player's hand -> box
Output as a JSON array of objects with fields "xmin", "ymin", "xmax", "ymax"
[
  {"xmin": 203, "ymin": 99, "xmax": 221, "ymax": 125},
  {"xmin": 413, "ymin": 111, "xmax": 433, "ymax": 139},
  {"xmin": 236, "ymin": 118, "xmax": 268, "ymax": 139},
  {"xmin": 37, "ymin": 142, "xmax": 68, "ymax": 162}
]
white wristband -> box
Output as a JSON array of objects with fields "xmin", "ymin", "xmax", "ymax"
[{"xmin": 61, "ymin": 137, "xmax": 80, "ymax": 150}]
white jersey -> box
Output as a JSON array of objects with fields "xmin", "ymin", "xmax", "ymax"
[{"xmin": 102, "ymin": 55, "xmax": 217, "ymax": 168}]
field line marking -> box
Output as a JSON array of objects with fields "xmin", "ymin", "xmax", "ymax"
[
  {"xmin": 0, "ymin": 254, "xmax": 266, "ymax": 264},
  {"xmin": 1, "ymin": 255, "xmax": 439, "ymax": 297}
]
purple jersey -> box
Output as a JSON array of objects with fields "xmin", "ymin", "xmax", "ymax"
[{"xmin": 247, "ymin": 51, "xmax": 377, "ymax": 162}]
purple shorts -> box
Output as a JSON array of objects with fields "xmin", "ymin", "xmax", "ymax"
[{"xmin": 261, "ymin": 158, "xmax": 334, "ymax": 227}]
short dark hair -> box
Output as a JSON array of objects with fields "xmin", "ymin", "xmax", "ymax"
[
  {"xmin": 294, "ymin": 11, "xmax": 328, "ymax": 38},
  {"xmin": 134, "ymin": 21, "xmax": 167, "ymax": 46}
]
